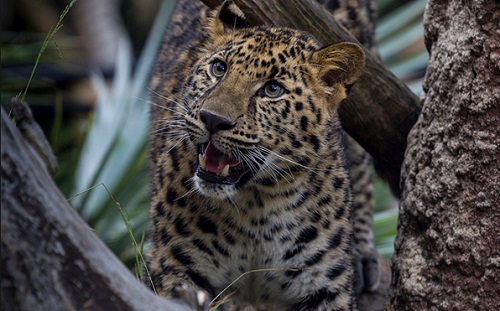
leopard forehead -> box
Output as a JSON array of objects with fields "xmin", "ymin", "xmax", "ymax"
[
  {"xmin": 204, "ymin": 27, "xmax": 320, "ymax": 76},
  {"xmin": 226, "ymin": 27, "xmax": 319, "ymax": 55}
]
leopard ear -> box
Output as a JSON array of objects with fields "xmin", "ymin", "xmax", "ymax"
[
  {"xmin": 218, "ymin": 0, "xmax": 249, "ymax": 29},
  {"xmin": 210, "ymin": 0, "xmax": 250, "ymax": 36},
  {"xmin": 311, "ymin": 42, "xmax": 365, "ymax": 87}
]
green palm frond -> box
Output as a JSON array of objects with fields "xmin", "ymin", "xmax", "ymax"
[{"xmin": 377, "ymin": 0, "xmax": 427, "ymax": 94}]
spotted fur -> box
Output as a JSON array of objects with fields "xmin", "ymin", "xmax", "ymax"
[{"xmin": 147, "ymin": 1, "xmax": 380, "ymax": 310}]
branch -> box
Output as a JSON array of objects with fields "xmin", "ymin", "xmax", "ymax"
[
  {"xmin": 200, "ymin": 0, "xmax": 422, "ymax": 196},
  {"xmin": 1, "ymin": 103, "xmax": 199, "ymax": 311}
]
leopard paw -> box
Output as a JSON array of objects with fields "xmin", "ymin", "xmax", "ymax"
[{"xmin": 173, "ymin": 284, "xmax": 210, "ymax": 311}]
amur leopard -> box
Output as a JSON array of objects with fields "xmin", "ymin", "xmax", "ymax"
[{"xmin": 147, "ymin": 1, "xmax": 380, "ymax": 310}]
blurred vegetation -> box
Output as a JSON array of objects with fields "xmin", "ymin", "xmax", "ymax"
[{"xmin": 1, "ymin": 0, "xmax": 426, "ymax": 269}]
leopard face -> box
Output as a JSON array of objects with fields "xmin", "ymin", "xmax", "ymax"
[{"xmin": 180, "ymin": 8, "xmax": 364, "ymax": 200}]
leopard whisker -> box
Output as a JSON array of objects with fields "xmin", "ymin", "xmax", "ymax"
[
  {"xmin": 150, "ymin": 126, "xmax": 180, "ymax": 136},
  {"xmin": 152, "ymin": 120, "xmax": 186, "ymax": 128},
  {"xmin": 248, "ymin": 149, "xmax": 294, "ymax": 184},
  {"xmin": 255, "ymin": 145, "xmax": 323, "ymax": 174},
  {"xmin": 226, "ymin": 194, "xmax": 242, "ymax": 214},
  {"xmin": 150, "ymin": 120, "xmax": 187, "ymax": 136},
  {"xmin": 147, "ymin": 100, "xmax": 188, "ymax": 114},
  {"xmin": 166, "ymin": 135, "xmax": 190, "ymax": 154},
  {"xmin": 148, "ymin": 87, "xmax": 188, "ymax": 109},
  {"xmin": 238, "ymin": 150, "xmax": 262, "ymax": 178},
  {"xmin": 176, "ymin": 186, "xmax": 198, "ymax": 201}
]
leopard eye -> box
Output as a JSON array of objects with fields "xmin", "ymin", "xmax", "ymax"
[
  {"xmin": 209, "ymin": 60, "xmax": 227, "ymax": 78},
  {"xmin": 263, "ymin": 81, "xmax": 284, "ymax": 98}
]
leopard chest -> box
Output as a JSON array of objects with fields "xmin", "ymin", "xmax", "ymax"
[{"xmin": 170, "ymin": 180, "xmax": 348, "ymax": 304}]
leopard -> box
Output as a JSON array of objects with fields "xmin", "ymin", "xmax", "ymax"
[{"xmin": 146, "ymin": 0, "xmax": 381, "ymax": 310}]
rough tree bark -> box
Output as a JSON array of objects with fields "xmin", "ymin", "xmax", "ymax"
[
  {"xmin": 1, "ymin": 102, "xmax": 200, "ymax": 311},
  {"xmin": 389, "ymin": 1, "xmax": 500, "ymax": 310}
]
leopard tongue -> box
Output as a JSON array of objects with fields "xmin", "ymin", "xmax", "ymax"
[{"xmin": 202, "ymin": 141, "xmax": 238, "ymax": 175}]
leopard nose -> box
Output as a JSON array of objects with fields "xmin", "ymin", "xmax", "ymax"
[{"xmin": 199, "ymin": 110, "xmax": 235, "ymax": 134}]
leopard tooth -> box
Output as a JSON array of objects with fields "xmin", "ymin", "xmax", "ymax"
[
  {"xmin": 221, "ymin": 164, "xmax": 230, "ymax": 177},
  {"xmin": 198, "ymin": 154, "xmax": 206, "ymax": 170}
]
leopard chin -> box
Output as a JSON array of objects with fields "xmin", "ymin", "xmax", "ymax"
[{"xmin": 192, "ymin": 174, "xmax": 237, "ymax": 199}]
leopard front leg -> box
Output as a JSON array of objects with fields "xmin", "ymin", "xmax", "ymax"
[
  {"xmin": 295, "ymin": 291, "xmax": 358, "ymax": 311},
  {"xmin": 143, "ymin": 246, "xmax": 211, "ymax": 311},
  {"xmin": 291, "ymin": 270, "xmax": 359, "ymax": 311}
]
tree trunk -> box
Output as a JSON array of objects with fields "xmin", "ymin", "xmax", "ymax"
[
  {"xmin": 1, "ymin": 102, "xmax": 199, "ymax": 311},
  {"xmin": 389, "ymin": 1, "xmax": 500, "ymax": 310}
]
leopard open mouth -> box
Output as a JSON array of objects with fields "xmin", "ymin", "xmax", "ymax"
[{"xmin": 196, "ymin": 141, "xmax": 253, "ymax": 187}]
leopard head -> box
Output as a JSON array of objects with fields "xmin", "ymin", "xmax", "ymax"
[{"xmin": 182, "ymin": 0, "xmax": 365, "ymax": 199}]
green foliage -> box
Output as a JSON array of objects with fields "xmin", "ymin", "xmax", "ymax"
[
  {"xmin": 373, "ymin": 208, "xmax": 399, "ymax": 258},
  {"xmin": 1, "ymin": 3, "xmax": 80, "ymax": 107},
  {"xmin": 20, "ymin": 0, "xmax": 78, "ymax": 100},
  {"xmin": 377, "ymin": 0, "xmax": 428, "ymax": 93}
]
